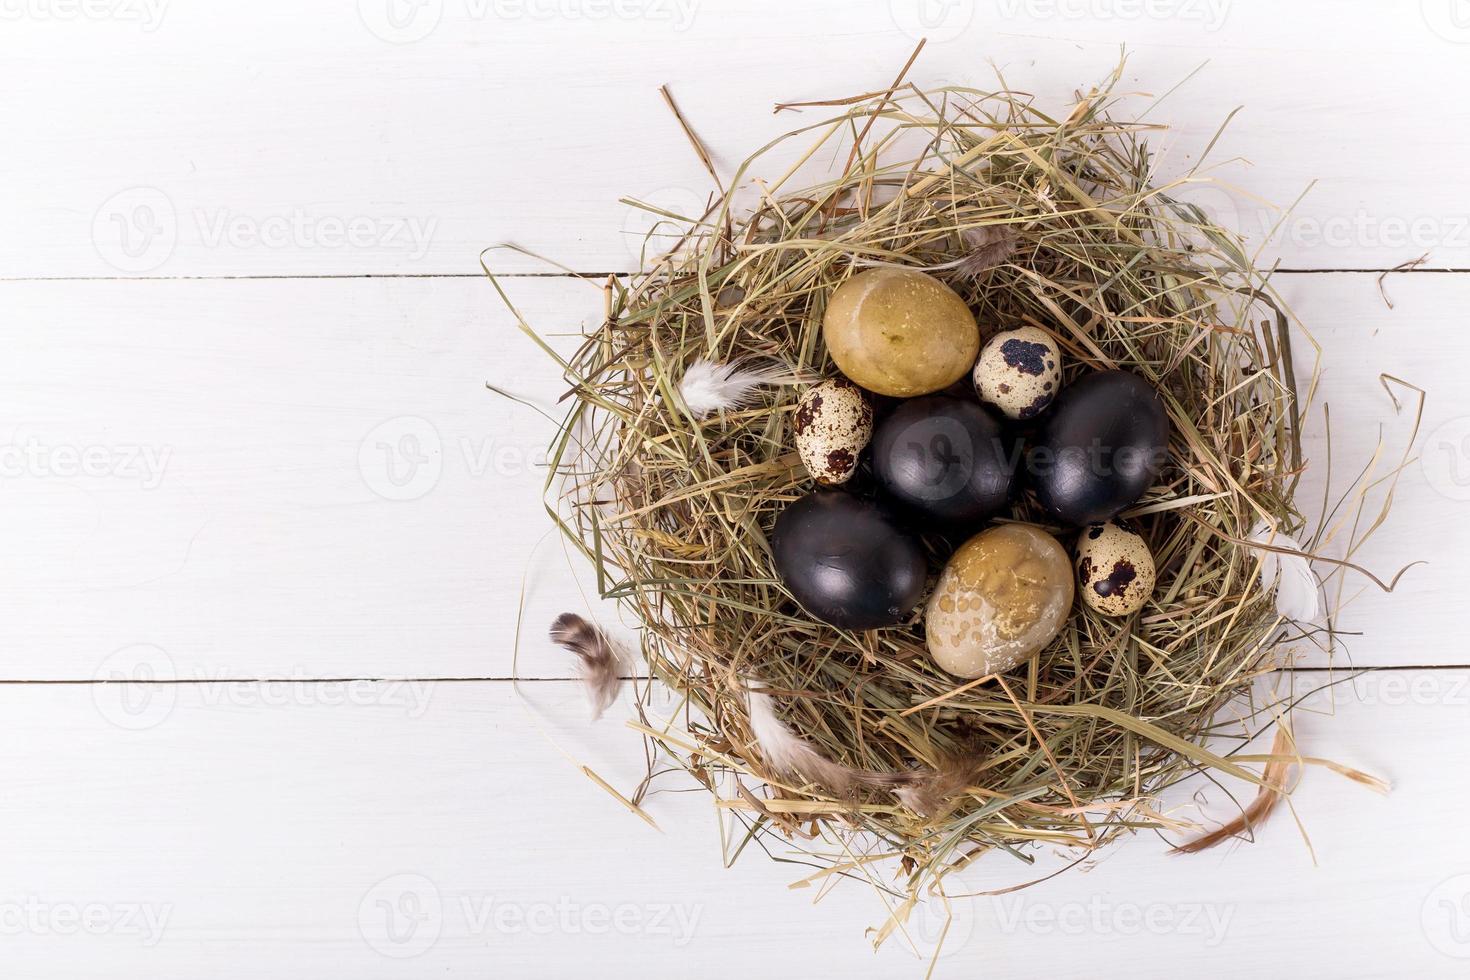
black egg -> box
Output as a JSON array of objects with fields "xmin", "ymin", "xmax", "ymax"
[
  {"xmin": 770, "ymin": 490, "xmax": 926, "ymax": 631},
  {"xmin": 1028, "ymin": 370, "xmax": 1170, "ymax": 526},
  {"xmin": 871, "ymin": 396, "xmax": 1016, "ymax": 526}
]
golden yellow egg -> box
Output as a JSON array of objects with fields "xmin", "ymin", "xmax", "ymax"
[
  {"xmin": 822, "ymin": 268, "xmax": 980, "ymax": 397},
  {"xmin": 925, "ymin": 524, "xmax": 1074, "ymax": 679}
]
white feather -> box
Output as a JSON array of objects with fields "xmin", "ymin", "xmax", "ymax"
[
  {"xmin": 677, "ymin": 358, "xmax": 794, "ymax": 418},
  {"xmin": 1247, "ymin": 521, "xmax": 1323, "ymax": 623},
  {"xmin": 746, "ymin": 686, "xmax": 865, "ymax": 795},
  {"xmin": 746, "ymin": 685, "xmax": 981, "ymax": 812}
]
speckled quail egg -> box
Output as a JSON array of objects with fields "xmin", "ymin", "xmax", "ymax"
[
  {"xmin": 823, "ymin": 268, "xmax": 980, "ymax": 397},
  {"xmin": 793, "ymin": 379, "xmax": 873, "ymax": 485},
  {"xmin": 973, "ymin": 326, "xmax": 1063, "ymax": 420},
  {"xmin": 1075, "ymin": 521, "xmax": 1157, "ymax": 617},
  {"xmin": 925, "ymin": 524, "xmax": 1074, "ymax": 679}
]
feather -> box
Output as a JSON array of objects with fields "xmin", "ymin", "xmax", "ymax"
[
  {"xmin": 954, "ymin": 226, "xmax": 1020, "ymax": 280},
  {"xmin": 891, "ymin": 756, "xmax": 991, "ymax": 818},
  {"xmin": 746, "ymin": 686, "xmax": 872, "ymax": 796},
  {"xmin": 548, "ymin": 613, "xmax": 627, "ymax": 720},
  {"xmin": 677, "ymin": 358, "xmax": 795, "ymax": 418},
  {"xmin": 1173, "ymin": 726, "xmax": 1292, "ymax": 854},
  {"xmin": 1246, "ymin": 521, "xmax": 1323, "ymax": 623},
  {"xmin": 746, "ymin": 685, "xmax": 982, "ymax": 814},
  {"xmin": 851, "ymin": 227, "xmax": 1019, "ymax": 281}
]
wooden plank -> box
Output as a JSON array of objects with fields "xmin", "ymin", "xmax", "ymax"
[
  {"xmin": 0, "ymin": 275, "xmax": 612, "ymax": 680},
  {"xmin": 3, "ymin": 0, "xmax": 1468, "ymax": 277},
  {"xmin": 0, "ymin": 271, "xmax": 1458, "ymax": 678},
  {"xmin": 0, "ymin": 672, "xmax": 1459, "ymax": 977}
]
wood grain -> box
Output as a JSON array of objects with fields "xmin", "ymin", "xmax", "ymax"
[
  {"xmin": 3, "ymin": 0, "xmax": 1468, "ymax": 277},
  {"xmin": 0, "ymin": 673, "xmax": 1459, "ymax": 978},
  {"xmin": 4, "ymin": 4, "xmax": 1469, "ymax": 976},
  {"xmin": 0, "ymin": 272, "xmax": 1456, "ymax": 678}
]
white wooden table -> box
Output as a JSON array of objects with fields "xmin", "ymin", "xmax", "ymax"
[{"xmin": 4, "ymin": 1, "xmax": 1470, "ymax": 976}]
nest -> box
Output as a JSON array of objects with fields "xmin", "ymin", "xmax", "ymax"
[{"xmin": 497, "ymin": 59, "xmax": 1406, "ymax": 934}]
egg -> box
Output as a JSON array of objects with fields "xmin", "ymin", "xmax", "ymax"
[
  {"xmin": 770, "ymin": 490, "xmax": 927, "ymax": 631},
  {"xmin": 1028, "ymin": 370, "xmax": 1170, "ymax": 526},
  {"xmin": 973, "ymin": 326, "xmax": 1063, "ymax": 420},
  {"xmin": 924, "ymin": 524, "xmax": 1074, "ymax": 679},
  {"xmin": 793, "ymin": 379, "xmax": 873, "ymax": 485},
  {"xmin": 1075, "ymin": 522, "xmax": 1156, "ymax": 617},
  {"xmin": 871, "ymin": 395, "xmax": 1016, "ymax": 526},
  {"xmin": 822, "ymin": 268, "xmax": 980, "ymax": 397}
]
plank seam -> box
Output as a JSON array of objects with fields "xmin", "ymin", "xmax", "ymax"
[
  {"xmin": 0, "ymin": 665, "xmax": 1460, "ymax": 685},
  {"xmin": 2, "ymin": 268, "xmax": 1468, "ymax": 284}
]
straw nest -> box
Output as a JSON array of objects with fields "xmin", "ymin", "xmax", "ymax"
[{"xmin": 496, "ymin": 58, "xmax": 1407, "ymax": 925}]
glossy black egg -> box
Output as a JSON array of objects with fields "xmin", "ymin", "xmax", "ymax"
[
  {"xmin": 770, "ymin": 491, "xmax": 927, "ymax": 631},
  {"xmin": 1028, "ymin": 370, "xmax": 1170, "ymax": 526},
  {"xmin": 871, "ymin": 396, "xmax": 1016, "ymax": 526}
]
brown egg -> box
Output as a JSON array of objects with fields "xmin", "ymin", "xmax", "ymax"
[
  {"xmin": 924, "ymin": 524, "xmax": 1074, "ymax": 679},
  {"xmin": 1076, "ymin": 522, "xmax": 1156, "ymax": 617},
  {"xmin": 822, "ymin": 268, "xmax": 980, "ymax": 397}
]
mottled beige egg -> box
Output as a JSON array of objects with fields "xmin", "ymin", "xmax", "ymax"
[
  {"xmin": 973, "ymin": 326, "xmax": 1063, "ymax": 420},
  {"xmin": 925, "ymin": 524, "xmax": 1074, "ymax": 679},
  {"xmin": 1075, "ymin": 522, "xmax": 1156, "ymax": 617},
  {"xmin": 822, "ymin": 268, "xmax": 980, "ymax": 397},
  {"xmin": 793, "ymin": 379, "xmax": 873, "ymax": 485}
]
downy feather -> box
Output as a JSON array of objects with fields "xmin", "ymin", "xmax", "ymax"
[
  {"xmin": 853, "ymin": 227, "xmax": 1018, "ymax": 280},
  {"xmin": 746, "ymin": 686, "xmax": 983, "ymax": 814},
  {"xmin": 548, "ymin": 613, "xmax": 626, "ymax": 720},
  {"xmin": 677, "ymin": 358, "xmax": 795, "ymax": 418},
  {"xmin": 746, "ymin": 686, "xmax": 873, "ymax": 796},
  {"xmin": 1246, "ymin": 521, "xmax": 1323, "ymax": 623}
]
